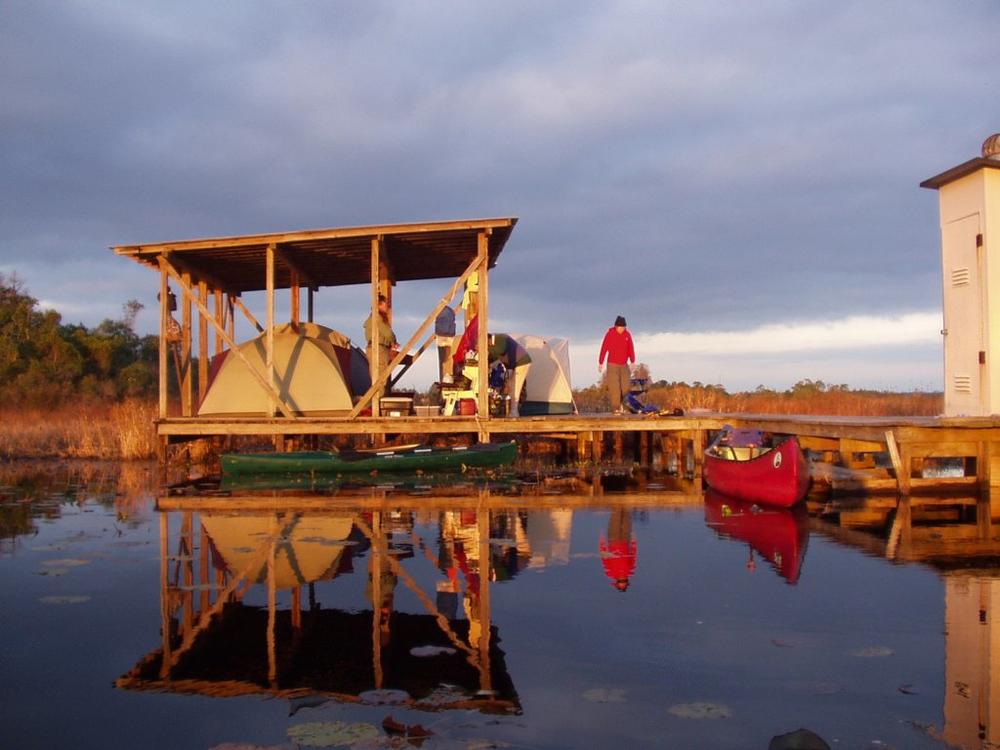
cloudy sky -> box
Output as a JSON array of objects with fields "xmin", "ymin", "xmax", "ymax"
[{"xmin": 2, "ymin": 1, "xmax": 996, "ymax": 392}]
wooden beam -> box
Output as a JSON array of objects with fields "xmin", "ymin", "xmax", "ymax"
[
  {"xmin": 180, "ymin": 270, "xmax": 193, "ymax": 417},
  {"xmin": 266, "ymin": 243, "xmax": 276, "ymax": 418},
  {"xmin": 213, "ymin": 290, "xmax": 224, "ymax": 355},
  {"xmin": 161, "ymin": 257, "xmax": 295, "ymax": 418},
  {"xmin": 158, "ymin": 263, "xmax": 169, "ymax": 419},
  {"xmin": 198, "ymin": 281, "xmax": 209, "ymax": 405},
  {"xmin": 476, "ymin": 231, "xmax": 489, "ymax": 418},
  {"xmin": 370, "ymin": 237, "xmax": 382, "ymax": 417},
  {"xmin": 350, "ymin": 254, "xmax": 484, "ymax": 418},
  {"xmin": 116, "ymin": 217, "xmax": 516, "ymax": 255},
  {"xmin": 290, "ymin": 270, "xmax": 300, "ymax": 329}
]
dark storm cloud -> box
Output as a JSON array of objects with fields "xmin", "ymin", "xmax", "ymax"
[{"xmin": 1, "ymin": 0, "xmax": 996, "ymax": 387}]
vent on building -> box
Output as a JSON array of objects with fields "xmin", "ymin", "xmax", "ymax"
[
  {"xmin": 952, "ymin": 267, "xmax": 971, "ymax": 286},
  {"xmin": 954, "ymin": 374, "xmax": 973, "ymax": 394},
  {"xmin": 984, "ymin": 133, "xmax": 1000, "ymax": 159}
]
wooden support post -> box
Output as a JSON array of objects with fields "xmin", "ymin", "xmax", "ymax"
[
  {"xmin": 613, "ymin": 431, "xmax": 624, "ymax": 463},
  {"xmin": 267, "ymin": 519, "xmax": 277, "ymax": 685},
  {"xmin": 199, "ymin": 519, "xmax": 210, "ymax": 616},
  {"xmin": 885, "ymin": 430, "xmax": 910, "ymax": 496},
  {"xmin": 180, "ymin": 271, "xmax": 193, "ymax": 417},
  {"xmin": 370, "ymin": 237, "xmax": 382, "ymax": 418},
  {"xmin": 266, "ymin": 243, "xmax": 276, "ymax": 418},
  {"xmin": 477, "ymin": 504, "xmax": 492, "ymax": 692},
  {"xmin": 291, "ymin": 586, "xmax": 302, "ymax": 631},
  {"xmin": 640, "ymin": 431, "xmax": 649, "ymax": 467},
  {"xmin": 978, "ymin": 439, "xmax": 993, "ymax": 496},
  {"xmin": 197, "ymin": 281, "xmax": 208, "ymax": 406},
  {"xmin": 181, "ymin": 511, "xmax": 194, "ymax": 636},
  {"xmin": 592, "ymin": 431, "xmax": 603, "ymax": 463},
  {"xmin": 476, "ymin": 231, "xmax": 490, "ymax": 418},
  {"xmin": 213, "ymin": 290, "xmax": 224, "ymax": 355},
  {"xmin": 158, "ymin": 264, "xmax": 169, "ymax": 419},
  {"xmin": 370, "ymin": 511, "xmax": 384, "ymax": 689},
  {"xmin": 290, "ymin": 270, "xmax": 300, "ymax": 329},
  {"xmin": 691, "ymin": 430, "xmax": 705, "ymax": 480},
  {"xmin": 158, "ymin": 511, "xmax": 171, "ymax": 678}
]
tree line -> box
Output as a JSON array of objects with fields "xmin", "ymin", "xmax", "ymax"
[{"xmin": 0, "ymin": 273, "xmax": 158, "ymax": 407}]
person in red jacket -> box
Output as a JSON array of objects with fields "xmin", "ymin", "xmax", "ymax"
[
  {"xmin": 598, "ymin": 315, "xmax": 635, "ymax": 413},
  {"xmin": 600, "ymin": 507, "xmax": 637, "ymax": 592}
]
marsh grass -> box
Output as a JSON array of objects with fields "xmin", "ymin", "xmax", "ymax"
[
  {"xmin": 0, "ymin": 399, "xmax": 157, "ymax": 459},
  {"xmin": 575, "ymin": 381, "xmax": 942, "ymax": 416}
]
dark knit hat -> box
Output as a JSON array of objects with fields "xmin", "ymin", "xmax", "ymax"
[{"xmin": 614, "ymin": 315, "xmax": 627, "ymax": 327}]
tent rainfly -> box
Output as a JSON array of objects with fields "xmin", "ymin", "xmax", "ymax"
[{"xmin": 198, "ymin": 322, "xmax": 370, "ymax": 416}]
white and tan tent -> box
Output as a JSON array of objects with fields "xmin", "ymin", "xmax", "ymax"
[
  {"xmin": 198, "ymin": 322, "xmax": 370, "ymax": 416},
  {"xmin": 511, "ymin": 334, "xmax": 576, "ymax": 415}
]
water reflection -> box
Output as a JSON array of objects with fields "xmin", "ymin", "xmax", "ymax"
[
  {"xmin": 813, "ymin": 490, "xmax": 1000, "ymax": 749},
  {"xmin": 118, "ymin": 504, "xmax": 525, "ymax": 713},
  {"xmin": 704, "ymin": 490, "xmax": 810, "ymax": 584},
  {"xmin": 15, "ymin": 461, "xmax": 1000, "ymax": 747}
]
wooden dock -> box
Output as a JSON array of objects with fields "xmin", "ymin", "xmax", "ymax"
[{"xmin": 159, "ymin": 410, "xmax": 1000, "ymax": 498}]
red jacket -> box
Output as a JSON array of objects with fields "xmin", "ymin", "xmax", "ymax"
[{"xmin": 599, "ymin": 327, "xmax": 635, "ymax": 366}]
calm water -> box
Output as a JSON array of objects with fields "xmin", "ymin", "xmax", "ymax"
[{"xmin": 1, "ymin": 461, "xmax": 995, "ymax": 749}]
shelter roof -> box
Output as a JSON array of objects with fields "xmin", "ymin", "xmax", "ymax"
[{"xmin": 112, "ymin": 217, "xmax": 517, "ymax": 294}]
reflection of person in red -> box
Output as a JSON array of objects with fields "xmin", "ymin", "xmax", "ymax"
[{"xmin": 599, "ymin": 508, "xmax": 637, "ymax": 592}]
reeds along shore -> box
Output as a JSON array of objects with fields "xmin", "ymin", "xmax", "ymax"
[
  {"xmin": 575, "ymin": 382, "xmax": 943, "ymax": 416},
  {"xmin": 0, "ymin": 399, "xmax": 158, "ymax": 460},
  {"xmin": 0, "ymin": 386, "xmax": 943, "ymax": 461}
]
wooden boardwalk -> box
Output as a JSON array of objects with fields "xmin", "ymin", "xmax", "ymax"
[{"xmin": 159, "ymin": 410, "xmax": 1000, "ymax": 497}]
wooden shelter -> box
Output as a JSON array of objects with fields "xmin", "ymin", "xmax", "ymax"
[{"xmin": 113, "ymin": 217, "xmax": 517, "ymax": 431}]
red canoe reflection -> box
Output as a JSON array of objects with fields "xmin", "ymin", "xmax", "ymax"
[{"xmin": 703, "ymin": 490, "xmax": 810, "ymax": 584}]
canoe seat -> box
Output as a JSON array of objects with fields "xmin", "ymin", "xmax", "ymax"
[{"xmin": 717, "ymin": 446, "xmax": 762, "ymax": 460}]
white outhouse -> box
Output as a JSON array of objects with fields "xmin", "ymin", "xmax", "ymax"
[{"xmin": 921, "ymin": 134, "xmax": 1000, "ymax": 416}]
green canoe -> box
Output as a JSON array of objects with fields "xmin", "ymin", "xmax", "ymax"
[{"xmin": 221, "ymin": 441, "xmax": 518, "ymax": 476}]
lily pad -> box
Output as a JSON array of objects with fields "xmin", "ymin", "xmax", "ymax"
[
  {"xmin": 582, "ymin": 687, "xmax": 626, "ymax": 703},
  {"xmin": 850, "ymin": 646, "xmax": 894, "ymax": 658},
  {"xmin": 287, "ymin": 721, "xmax": 379, "ymax": 747},
  {"xmin": 37, "ymin": 568, "xmax": 69, "ymax": 577},
  {"xmin": 39, "ymin": 595, "xmax": 91, "ymax": 604},
  {"xmin": 667, "ymin": 701, "xmax": 732, "ymax": 720}
]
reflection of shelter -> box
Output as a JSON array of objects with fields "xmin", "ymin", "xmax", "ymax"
[{"xmin": 116, "ymin": 507, "xmax": 519, "ymax": 714}]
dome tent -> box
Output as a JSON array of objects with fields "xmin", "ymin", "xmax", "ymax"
[
  {"xmin": 511, "ymin": 334, "xmax": 576, "ymax": 416},
  {"xmin": 198, "ymin": 322, "xmax": 370, "ymax": 416}
]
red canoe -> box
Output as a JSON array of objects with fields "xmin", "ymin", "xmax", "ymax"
[
  {"xmin": 703, "ymin": 429, "xmax": 810, "ymax": 508},
  {"xmin": 703, "ymin": 490, "xmax": 810, "ymax": 584}
]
